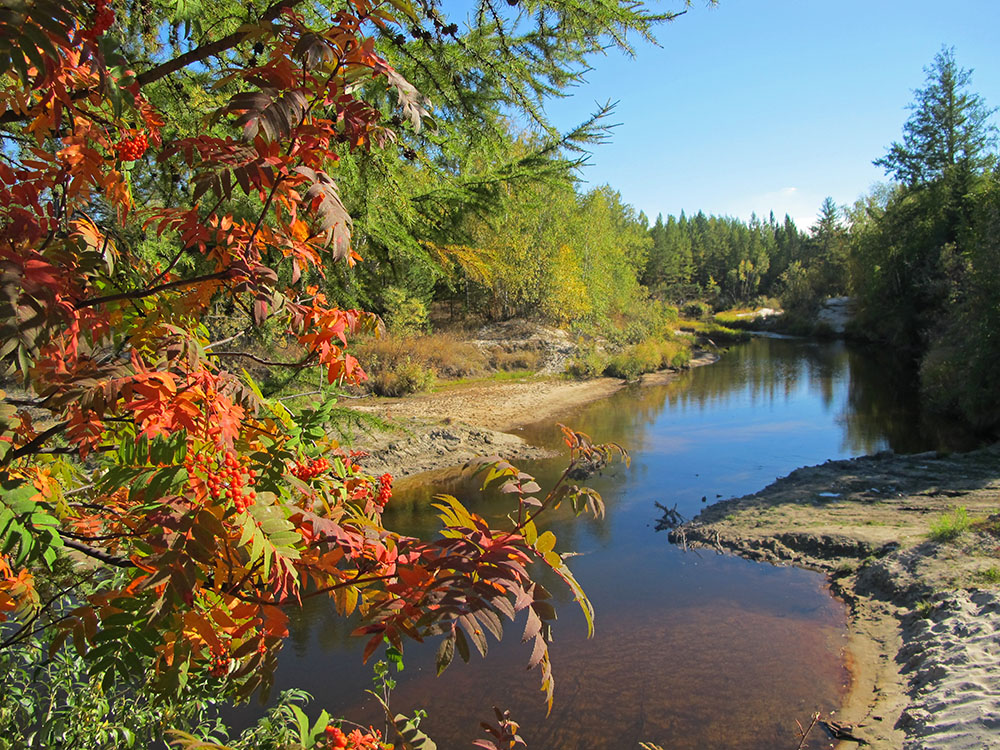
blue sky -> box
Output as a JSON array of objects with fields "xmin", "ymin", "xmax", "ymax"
[{"xmin": 457, "ymin": 1, "xmax": 1000, "ymax": 230}]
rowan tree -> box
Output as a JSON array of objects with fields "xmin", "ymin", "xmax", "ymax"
[{"xmin": 0, "ymin": 0, "xmax": 636, "ymax": 745}]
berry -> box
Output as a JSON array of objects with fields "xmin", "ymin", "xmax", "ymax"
[
  {"xmin": 82, "ymin": 0, "xmax": 115, "ymax": 39},
  {"xmin": 325, "ymin": 726, "xmax": 347, "ymax": 749},
  {"xmin": 209, "ymin": 649, "xmax": 230, "ymax": 677},
  {"xmin": 187, "ymin": 449, "xmax": 257, "ymax": 511},
  {"xmin": 376, "ymin": 473, "xmax": 392, "ymax": 507},
  {"xmin": 290, "ymin": 456, "xmax": 330, "ymax": 480},
  {"xmin": 116, "ymin": 132, "xmax": 148, "ymax": 161}
]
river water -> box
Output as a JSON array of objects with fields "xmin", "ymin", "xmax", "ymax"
[{"xmin": 262, "ymin": 336, "xmax": 974, "ymax": 748}]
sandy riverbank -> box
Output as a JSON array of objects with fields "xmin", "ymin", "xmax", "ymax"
[
  {"xmin": 350, "ymin": 352, "xmax": 718, "ymax": 478},
  {"xmin": 670, "ymin": 446, "xmax": 1000, "ymax": 749}
]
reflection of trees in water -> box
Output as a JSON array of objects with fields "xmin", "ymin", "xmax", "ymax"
[
  {"xmin": 646, "ymin": 336, "xmax": 977, "ymax": 455},
  {"xmin": 842, "ymin": 345, "xmax": 980, "ymax": 454},
  {"xmin": 387, "ymin": 458, "xmax": 613, "ymax": 559},
  {"xmin": 656, "ymin": 338, "xmax": 847, "ymax": 414}
]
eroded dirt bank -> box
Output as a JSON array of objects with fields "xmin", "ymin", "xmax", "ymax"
[{"xmin": 670, "ymin": 446, "xmax": 1000, "ymax": 749}]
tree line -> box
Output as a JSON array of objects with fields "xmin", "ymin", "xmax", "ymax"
[{"xmin": 635, "ymin": 47, "xmax": 1000, "ymax": 432}]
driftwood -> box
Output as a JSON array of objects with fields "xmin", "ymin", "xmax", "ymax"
[{"xmin": 653, "ymin": 501, "xmax": 686, "ymax": 531}]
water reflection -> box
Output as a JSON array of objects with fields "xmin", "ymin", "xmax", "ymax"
[{"xmin": 234, "ymin": 336, "xmax": 978, "ymax": 748}]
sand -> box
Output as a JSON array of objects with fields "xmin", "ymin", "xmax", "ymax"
[
  {"xmin": 672, "ymin": 447, "xmax": 1000, "ymax": 749},
  {"xmin": 350, "ymin": 353, "xmax": 718, "ymax": 478}
]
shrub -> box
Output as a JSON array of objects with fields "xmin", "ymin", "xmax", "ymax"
[
  {"xmin": 929, "ymin": 506, "xmax": 972, "ymax": 542},
  {"xmin": 603, "ymin": 337, "xmax": 689, "ymax": 381},
  {"xmin": 681, "ymin": 300, "xmax": 712, "ymax": 321},
  {"xmin": 603, "ymin": 352, "xmax": 643, "ymax": 381},
  {"xmin": 382, "ymin": 286, "xmax": 429, "ymax": 335},
  {"xmin": 368, "ymin": 357, "xmax": 435, "ymax": 396},
  {"xmin": 354, "ymin": 332, "xmax": 487, "ymax": 384},
  {"xmin": 666, "ymin": 342, "xmax": 691, "ymax": 368},
  {"xmin": 777, "ymin": 260, "xmax": 819, "ymax": 313},
  {"xmin": 566, "ymin": 346, "xmax": 608, "ymax": 379},
  {"xmin": 812, "ymin": 321, "xmax": 837, "ymax": 339},
  {"xmin": 408, "ymin": 333, "xmax": 487, "ymax": 378},
  {"xmin": 490, "ymin": 347, "xmax": 542, "ymax": 372}
]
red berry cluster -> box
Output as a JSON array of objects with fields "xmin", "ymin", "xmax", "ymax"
[
  {"xmin": 375, "ymin": 473, "xmax": 392, "ymax": 507},
  {"xmin": 185, "ymin": 450, "xmax": 257, "ymax": 511},
  {"xmin": 116, "ymin": 132, "xmax": 148, "ymax": 161},
  {"xmin": 82, "ymin": 0, "xmax": 115, "ymax": 39},
  {"xmin": 291, "ymin": 457, "xmax": 329, "ymax": 480},
  {"xmin": 208, "ymin": 649, "xmax": 230, "ymax": 678}
]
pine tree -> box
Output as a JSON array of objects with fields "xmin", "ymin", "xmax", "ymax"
[
  {"xmin": 808, "ymin": 197, "xmax": 849, "ymax": 297},
  {"xmin": 874, "ymin": 47, "xmax": 997, "ymax": 186}
]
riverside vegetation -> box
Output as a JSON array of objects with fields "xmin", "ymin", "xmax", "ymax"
[
  {"xmin": 328, "ymin": 47, "xmax": 1000, "ymax": 443},
  {"xmin": 2, "ymin": 0, "xmax": 1000, "ymax": 747}
]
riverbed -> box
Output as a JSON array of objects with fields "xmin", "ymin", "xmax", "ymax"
[{"xmin": 256, "ymin": 337, "xmax": 978, "ymax": 748}]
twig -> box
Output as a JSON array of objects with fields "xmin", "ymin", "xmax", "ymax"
[
  {"xmin": 207, "ymin": 350, "xmax": 316, "ymax": 368},
  {"xmin": 75, "ymin": 269, "xmax": 235, "ymax": 309},
  {"xmin": 59, "ymin": 537, "xmax": 135, "ymax": 568},
  {"xmin": 795, "ymin": 712, "xmax": 821, "ymax": 750},
  {"xmin": 1, "ymin": 422, "xmax": 68, "ymax": 466}
]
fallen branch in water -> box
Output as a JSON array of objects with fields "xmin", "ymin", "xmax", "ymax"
[
  {"xmin": 794, "ymin": 711, "xmax": 820, "ymax": 749},
  {"xmin": 654, "ymin": 501, "xmax": 686, "ymax": 530}
]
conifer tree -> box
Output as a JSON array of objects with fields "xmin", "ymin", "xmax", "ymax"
[{"xmin": 874, "ymin": 46, "xmax": 997, "ymax": 186}]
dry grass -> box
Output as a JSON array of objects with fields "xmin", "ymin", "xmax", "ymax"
[
  {"xmin": 352, "ymin": 332, "xmax": 488, "ymax": 395},
  {"xmin": 488, "ymin": 347, "xmax": 542, "ymax": 372}
]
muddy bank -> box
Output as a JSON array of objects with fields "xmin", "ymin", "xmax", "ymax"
[
  {"xmin": 669, "ymin": 445, "xmax": 1000, "ymax": 749},
  {"xmin": 352, "ymin": 353, "xmax": 718, "ymax": 478}
]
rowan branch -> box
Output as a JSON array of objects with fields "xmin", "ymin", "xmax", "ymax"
[
  {"xmin": 1, "ymin": 422, "xmax": 69, "ymax": 467},
  {"xmin": 59, "ymin": 537, "xmax": 136, "ymax": 568},
  {"xmin": 135, "ymin": 0, "xmax": 307, "ymax": 87},
  {"xmin": 207, "ymin": 350, "xmax": 317, "ymax": 368},
  {"xmin": 74, "ymin": 269, "xmax": 236, "ymax": 310},
  {"xmin": 0, "ymin": 0, "xmax": 309, "ymax": 126}
]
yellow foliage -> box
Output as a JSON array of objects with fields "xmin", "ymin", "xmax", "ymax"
[{"xmin": 543, "ymin": 244, "xmax": 591, "ymax": 325}]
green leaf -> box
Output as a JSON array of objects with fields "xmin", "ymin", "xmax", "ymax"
[{"xmin": 454, "ymin": 625, "xmax": 470, "ymax": 663}]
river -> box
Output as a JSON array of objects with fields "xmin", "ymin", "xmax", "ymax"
[{"xmin": 252, "ymin": 336, "xmax": 975, "ymax": 748}]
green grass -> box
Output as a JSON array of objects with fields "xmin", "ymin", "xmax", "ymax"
[
  {"xmin": 973, "ymin": 566, "xmax": 1000, "ymax": 585},
  {"xmin": 677, "ymin": 319, "xmax": 751, "ymax": 344},
  {"xmin": 929, "ymin": 506, "xmax": 972, "ymax": 542},
  {"xmin": 433, "ymin": 369, "xmax": 540, "ymax": 389}
]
